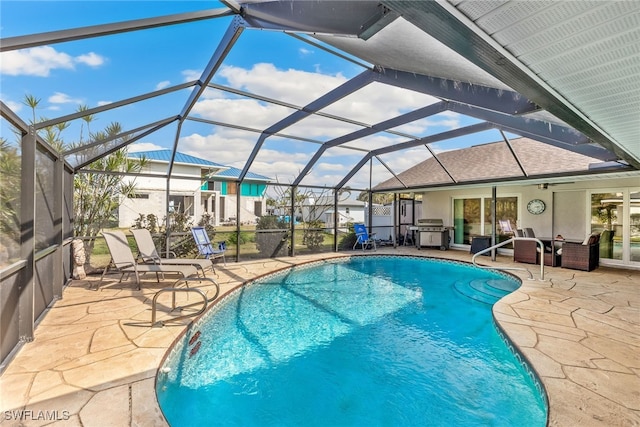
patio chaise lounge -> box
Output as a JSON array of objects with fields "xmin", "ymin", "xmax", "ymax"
[
  {"xmin": 131, "ymin": 228, "xmax": 214, "ymax": 277},
  {"xmin": 99, "ymin": 230, "xmax": 200, "ymax": 290}
]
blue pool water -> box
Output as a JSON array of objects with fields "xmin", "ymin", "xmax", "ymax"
[{"xmin": 157, "ymin": 256, "xmax": 547, "ymax": 426}]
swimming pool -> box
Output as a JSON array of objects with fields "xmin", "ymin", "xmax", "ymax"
[{"xmin": 157, "ymin": 256, "xmax": 548, "ymax": 426}]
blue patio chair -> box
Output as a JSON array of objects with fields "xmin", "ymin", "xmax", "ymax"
[
  {"xmin": 353, "ymin": 223, "xmax": 376, "ymax": 251},
  {"xmin": 191, "ymin": 227, "xmax": 227, "ymax": 266}
]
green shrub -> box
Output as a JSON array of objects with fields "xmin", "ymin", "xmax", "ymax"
[
  {"xmin": 227, "ymin": 230, "xmax": 252, "ymax": 246},
  {"xmin": 338, "ymin": 222, "xmax": 357, "ymax": 250},
  {"xmin": 339, "ymin": 231, "xmax": 357, "ymax": 250},
  {"xmin": 303, "ymin": 220, "xmax": 326, "ymax": 251}
]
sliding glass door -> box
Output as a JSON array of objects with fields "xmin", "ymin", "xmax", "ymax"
[
  {"xmin": 453, "ymin": 198, "xmax": 480, "ymax": 245},
  {"xmin": 453, "ymin": 196, "xmax": 518, "ymax": 245},
  {"xmin": 590, "ymin": 189, "xmax": 640, "ymax": 266},
  {"xmin": 632, "ymin": 190, "xmax": 640, "ymax": 263}
]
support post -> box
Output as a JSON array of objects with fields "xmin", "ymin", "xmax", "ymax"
[
  {"xmin": 19, "ymin": 127, "xmax": 36, "ymax": 342},
  {"xmin": 333, "ymin": 190, "xmax": 339, "ymax": 252},
  {"xmin": 367, "ymin": 159, "xmax": 373, "ymax": 234},
  {"xmin": 491, "ymin": 186, "xmax": 497, "ymax": 261},
  {"xmin": 290, "ymin": 186, "xmax": 296, "ymax": 257},
  {"xmin": 235, "ymin": 180, "xmax": 241, "ymax": 262},
  {"xmin": 393, "ymin": 193, "xmax": 398, "ymax": 248},
  {"xmin": 53, "ymin": 154, "xmax": 64, "ymax": 298},
  {"xmin": 165, "ymin": 174, "xmax": 171, "ymax": 257}
]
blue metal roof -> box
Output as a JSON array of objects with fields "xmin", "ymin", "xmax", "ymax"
[
  {"xmin": 130, "ymin": 150, "xmax": 271, "ymax": 181},
  {"xmin": 215, "ymin": 166, "xmax": 270, "ymax": 181},
  {"xmin": 129, "ymin": 150, "xmax": 223, "ymax": 167}
]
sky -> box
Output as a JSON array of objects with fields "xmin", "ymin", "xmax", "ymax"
[{"xmin": 0, "ymin": 0, "xmax": 505, "ymax": 191}]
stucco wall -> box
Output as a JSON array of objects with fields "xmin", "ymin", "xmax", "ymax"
[
  {"xmin": 119, "ymin": 191, "xmax": 167, "ymax": 228},
  {"xmin": 553, "ymin": 190, "xmax": 585, "ymax": 240}
]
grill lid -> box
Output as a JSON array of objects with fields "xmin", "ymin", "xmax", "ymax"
[{"xmin": 416, "ymin": 218, "xmax": 444, "ymax": 227}]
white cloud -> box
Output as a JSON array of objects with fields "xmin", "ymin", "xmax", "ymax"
[
  {"xmin": 180, "ymin": 131, "xmax": 250, "ymax": 165},
  {"xmin": 129, "ymin": 142, "xmax": 165, "ymax": 152},
  {"xmin": 75, "ymin": 52, "xmax": 105, "ymax": 67},
  {"xmin": 48, "ymin": 92, "xmax": 82, "ymax": 105},
  {"xmin": 424, "ymin": 111, "xmax": 462, "ymax": 129},
  {"xmin": 2, "ymin": 98, "xmax": 22, "ymax": 113},
  {"xmin": 0, "ymin": 46, "xmax": 104, "ymax": 77},
  {"xmin": 255, "ymin": 148, "xmax": 310, "ymax": 164},
  {"xmin": 0, "ymin": 47, "xmax": 73, "ymax": 77},
  {"xmin": 178, "ymin": 63, "xmax": 454, "ymax": 188},
  {"xmin": 155, "ymin": 80, "xmax": 171, "ymax": 90},
  {"xmin": 218, "ymin": 63, "xmax": 347, "ymax": 106},
  {"xmin": 391, "ymin": 111, "xmax": 462, "ymax": 136},
  {"xmin": 199, "ymin": 86, "xmax": 229, "ymax": 100},
  {"xmin": 97, "ymin": 100, "xmax": 112, "ymax": 106},
  {"xmin": 316, "ymin": 162, "xmax": 346, "ymax": 172},
  {"xmin": 192, "ymin": 97, "xmax": 293, "ymax": 129},
  {"xmin": 250, "ymin": 160, "xmax": 308, "ymax": 184},
  {"xmin": 377, "ymin": 147, "xmax": 433, "ymax": 172},
  {"xmin": 178, "ymin": 129, "xmax": 311, "ymax": 183},
  {"xmin": 182, "ymin": 69, "xmax": 201, "ymax": 82}
]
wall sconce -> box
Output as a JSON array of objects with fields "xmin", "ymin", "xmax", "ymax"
[{"xmin": 537, "ymin": 183, "xmax": 548, "ymax": 190}]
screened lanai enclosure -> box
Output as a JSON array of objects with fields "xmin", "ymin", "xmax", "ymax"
[{"xmin": 1, "ymin": 1, "xmax": 639, "ymax": 368}]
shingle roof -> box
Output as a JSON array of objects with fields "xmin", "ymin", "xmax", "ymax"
[
  {"xmin": 129, "ymin": 150, "xmax": 271, "ymax": 181},
  {"xmin": 374, "ymin": 137, "xmax": 601, "ymax": 191}
]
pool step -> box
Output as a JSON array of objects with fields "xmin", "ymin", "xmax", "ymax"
[
  {"xmin": 454, "ymin": 279, "xmax": 519, "ymax": 305},
  {"xmin": 483, "ymin": 279, "xmax": 520, "ymax": 293}
]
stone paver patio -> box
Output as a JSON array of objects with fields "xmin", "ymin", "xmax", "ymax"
[{"xmin": 1, "ymin": 247, "xmax": 638, "ymax": 426}]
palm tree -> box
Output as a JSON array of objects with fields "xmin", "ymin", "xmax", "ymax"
[
  {"xmin": 72, "ymin": 126, "xmax": 147, "ymax": 265},
  {"xmin": 18, "ymin": 93, "xmax": 148, "ymax": 267},
  {"xmin": 22, "ymin": 94, "xmax": 40, "ymax": 125},
  {"xmin": 77, "ymin": 105, "xmax": 94, "ymax": 144},
  {"xmin": 0, "ymin": 138, "xmax": 21, "ymax": 266}
]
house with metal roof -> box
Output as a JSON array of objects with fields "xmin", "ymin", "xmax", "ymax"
[{"xmin": 120, "ymin": 150, "xmax": 272, "ymax": 227}]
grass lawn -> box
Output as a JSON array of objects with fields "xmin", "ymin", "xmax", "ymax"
[{"xmin": 87, "ymin": 225, "xmax": 347, "ymax": 270}]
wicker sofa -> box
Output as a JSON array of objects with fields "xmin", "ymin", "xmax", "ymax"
[{"xmin": 560, "ymin": 233, "xmax": 600, "ymax": 271}]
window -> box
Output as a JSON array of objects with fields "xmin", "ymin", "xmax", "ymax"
[{"xmin": 168, "ymin": 195, "xmax": 194, "ymax": 216}]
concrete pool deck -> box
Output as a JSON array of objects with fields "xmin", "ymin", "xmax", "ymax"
[{"xmin": 1, "ymin": 247, "xmax": 638, "ymax": 426}]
